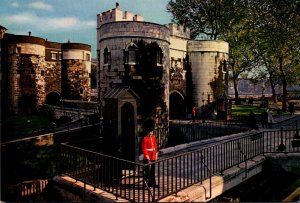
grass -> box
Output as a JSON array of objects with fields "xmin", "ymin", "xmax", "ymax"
[
  {"xmin": 231, "ymin": 104, "xmax": 290, "ymax": 118},
  {"xmin": 232, "ymin": 105, "xmax": 265, "ymax": 117},
  {"xmin": 2, "ymin": 115, "xmax": 55, "ymax": 138}
]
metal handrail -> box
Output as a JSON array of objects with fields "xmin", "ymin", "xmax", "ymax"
[
  {"xmin": 200, "ymin": 152, "xmax": 212, "ymax": 199},
  {"xmin": 60, "ymin": 129, "xmax": 299, "ymax": 202},
  {"xmin": 237, "ymin": 141, "xmax": 247, "ymax": 179}
]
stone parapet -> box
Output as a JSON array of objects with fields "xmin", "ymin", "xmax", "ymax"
[
  {"xmin": 188, "ymin": 40, "xmax": 229, "ymax": 53},
  {"xmin": 97, "ymin": 5, "xmax": 144, "ymax": 27},
  {"xmin": 4, "ymin": 33, "xmax": 45, "ymax": 46},
  {"xmin": 99, "ymin": 21, "xmax": 170, "ymax": 43},
  {"xmin": 168, "ymin": 23, "xmax": 190, "ymax": 39},
  {"xmin": 62, "ymin": 43, "xmax": 91, "ymax": 52}
]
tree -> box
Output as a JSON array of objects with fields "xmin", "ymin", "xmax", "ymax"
[
  {"xmin": 250, "ymin": 0, "xmax": 300, "ymax": 111},
  {"xmin": 167, "ymin": 0, "xmax": 236, "ymax": 39}
]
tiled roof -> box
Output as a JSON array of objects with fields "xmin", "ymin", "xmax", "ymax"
[{"xmin": 103, "ymin": 86, "xmax": 139, "ymax": 100}]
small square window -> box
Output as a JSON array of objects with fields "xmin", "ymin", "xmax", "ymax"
[
  {"xmin": 16, "ymin": 47, "xmax": 21, "ymax": 53},
  {"xmin": 86, "ymin": 53, "xmax": 90, "ymax": 61},
  {"xmin": 51, "ymin": 53, "xmax": 57, "ymax": 60}
]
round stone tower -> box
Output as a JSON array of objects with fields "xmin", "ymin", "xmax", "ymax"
[
  {"xmin": 61, "ymin": 43, "xmax": 91, "ymax": 101},
  {"xmin": 97, "ymin": 5, "xmax": 170, "ymax": 129},
  {"xmin": 187, "ymin": 40, "xmax": 229, "ymax": 107},
  {"xmin": 2, "ymin": 33, "xmax": 46, "ymax": 114}
]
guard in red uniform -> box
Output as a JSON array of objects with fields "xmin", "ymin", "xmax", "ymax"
[
  {"xmin": 142, "ymin": 123, "xmax": 158, "ymax": 188},
  {"xmin": 192, "ymin": 106, "xmax": 197, "ymax": 122}
]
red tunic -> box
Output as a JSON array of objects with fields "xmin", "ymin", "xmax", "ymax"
[
  {"xmin": 142, "ymin": 135, "xmax": 158, "ymax": 161},
  {"xmin": 192, "ymin": 107, "xmax": 197, "ymax": 116}
]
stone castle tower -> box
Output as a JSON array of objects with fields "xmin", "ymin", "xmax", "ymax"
[
  {"xmin": 1, "ymin": 31, "xmax": 91, "ymax": 114},
  {"xmin": 96, "ymin": 4, "xmax": 229, "ymax": 130}
]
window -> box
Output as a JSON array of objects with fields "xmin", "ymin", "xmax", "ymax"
[
  {"xmin": 104, "ymin": 48, "xmax": 111, "ymax": 64},
  {"xmin": 125, "ymin": 45, "xmax": 137, "ymax": 65},
  {"xmin": 51, "ymin": 53, "xmax": 57, "ymax": 60},
  {"xmin": 16, "ymin": 47, "xmax": 21, "ymax": 53},
  {"xmin": 156, "ymin": 49, "xmax": 163, "ymax": 66},
  {"xmin": 86, "ymin": 53, "xmax": 90, "ymax": 61},
  {"xmin": 119, "ymin": 71, "xmax": 125, "ymax": 79},
  {"xmin": 128, "ymin": 50, "xmax": 135, "ymax": 64},
  {"xmin": 41, "ymin": 70, "xmax": 45, "ymax": 76}
]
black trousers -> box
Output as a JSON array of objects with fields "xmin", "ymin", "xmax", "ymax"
[{"xmin": 143, "ymin": 160, "xmax": 156, "ymax": 185}]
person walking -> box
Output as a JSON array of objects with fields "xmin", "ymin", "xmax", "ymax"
[
  {"xmin": 261, "ymin": 110, "xmax": 268, "ymax": 128},
  {"xmin": 289, "ymin": 102, "xmax": 295, "ymax": 115},
  {"xmin": 248, "ymin": 110, "xmax": 257, "ymax": 129},
  {"xmin": 192, "ymin": 106, "xmax": 197, "ymax": 122},
  {"xmin": 267, "ymin": 108, "xmax": 273, "ymax": 129},
  {"xmin": 201, "ymin": 105, "xmax": 206, "ymax": 123},
  {"xmin": 142, "ymin": 120, "xmax": 158, "ymax": 188}
]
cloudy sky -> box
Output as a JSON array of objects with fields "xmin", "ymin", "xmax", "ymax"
[{"xmin": 0, "ymin": 0, "xmax": 172, "ymax": 57}]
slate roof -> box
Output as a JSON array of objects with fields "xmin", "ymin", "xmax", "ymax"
[{"xmin": 103, "ymin": 86, "xmax": 140, "ymax": 100}]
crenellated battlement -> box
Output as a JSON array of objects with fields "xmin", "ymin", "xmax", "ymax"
[
  {"xmin": 97, "ymin": 3, "xmax": 144, "ymax": 27},
  {"xmin": 168, "ymin": 23, "xmax": 190, "ymax": 39}
]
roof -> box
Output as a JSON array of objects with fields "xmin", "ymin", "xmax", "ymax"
[{"xmin": 103, "ymin": 86, "xmax": 140, "ymax": 100}]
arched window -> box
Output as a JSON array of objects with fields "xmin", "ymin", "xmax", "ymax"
[{"xmin": 125, "ymin": 44, "xmax": 138, "ymax": 65}]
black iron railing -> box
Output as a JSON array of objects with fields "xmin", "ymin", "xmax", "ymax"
[
  {"xmin": 60, "ymin": 128, "xmax": 300, "ymax": 202},
  {"xmin": 166, "ymin": 121, "xmax": 248, "ymax": 147}
]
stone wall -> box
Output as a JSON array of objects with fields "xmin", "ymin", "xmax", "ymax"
[
  {"xmin": 1, "ymin": 33, "xmax": 91, "ymax": 114},
  {"xmin": 98, "ymin": 21, "xmax": 170, "ymax": 128},
  {"xmin": 97, "ymin": 5, "xmax": 231, "ymax": 126},
  {"xmin": 169, "ymin": 31, "xmax": 188, "ymax": 97},
  {"xmin": 5, "ymin": 40, "xmax": 46, "ymax": 113}
]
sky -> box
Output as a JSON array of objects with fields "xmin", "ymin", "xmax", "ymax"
[{"xmin": 0, "ymin": 0, "xmax": 173, "ymax": 58}]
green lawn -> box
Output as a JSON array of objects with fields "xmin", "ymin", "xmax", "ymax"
[
  {"xmin": 231, "ymin": 104, "xmax": 289, "ymax": 118},
  {"xmin": 232, "ymin": 105, "xmax": 265, "ymax": 117},
  {"xmin": 2, "ymin": 115, "xmax": 55, "ymax": 139}
]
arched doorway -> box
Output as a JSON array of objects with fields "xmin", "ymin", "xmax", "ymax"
[
  {"xmin": 170, "ymin": 91, "xmax": 186, "ymax": 119},
  {"xmin": 121, "ymin": 102, "xmax": 135, "ymax": 162},
  {"xmin": 45, "ymin": 92, "xmax": 61, "ymax": 106},
  {"xmin": 19, "ymin": 95, "xmax": 37, "ymax": 114}
]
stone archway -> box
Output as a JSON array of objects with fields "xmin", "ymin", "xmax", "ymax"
[
  {"xmin": 170, "ymin": 91, "xmax": 186, "ymax": 119},
  {"xmin": 45, "ymin": 92, "xmax": 61, "ymax": 106},
  {"xmin": 19, "ymin": 95, "xmax": 36, "ymax": 114}
]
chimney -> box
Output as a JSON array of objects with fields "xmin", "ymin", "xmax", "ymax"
[
  {"xmin": 116, "ymin": 2, "xmax": 119, "ymax": 8},
  {"xmin": 28, "ymin": 31, "xmax": 31, "ymax": 36}
]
